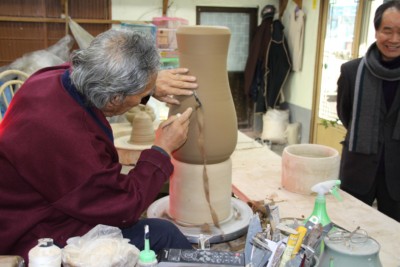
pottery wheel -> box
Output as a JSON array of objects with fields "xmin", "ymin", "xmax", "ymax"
[{"xmin": 147, "ymin": 196, "xmax": 253, "ymax": 243}]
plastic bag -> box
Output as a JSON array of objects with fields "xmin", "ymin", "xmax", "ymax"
[
  {"xmin": 9, "ymin": 35, "xmax": 74, "ymax": 75},
  {"xmin": 68, "ymin": 18, "xmax": 94, "ymax": 49},
  {"xmin": 62, "ymin": 224, "xmax": 140, "ymax": 267},
  {"xmin": 261, "ymin": 108, "xmax": 289, "ymax": 144},
  {"xmin": 285, "ymin": 122, "xmax": 302, "ymax": 145}
]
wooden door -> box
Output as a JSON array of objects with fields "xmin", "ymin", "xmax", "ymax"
[{"xmin": 312, "ymin": 0, "xmax": 369, "ymax": 153}]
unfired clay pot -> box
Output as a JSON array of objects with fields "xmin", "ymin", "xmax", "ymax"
[
  {"xmin": 281, "ymin": 144, "xmax": 340, "ymax": 195},
  {"xmin": 168, "ymin": 26, "xmax": 238, "ymax": 164},
  {"xmin": 168, "ymin": 26, "xmax": 237, "ymax": 225},
  {"xmin": 169, "ymin": 158, "xmax": 232, "ymax": 224}
]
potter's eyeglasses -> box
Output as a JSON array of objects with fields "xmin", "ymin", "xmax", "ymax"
[{"xmin": 327, "ymin": 226, "xmax": 368, "ymax": 244}]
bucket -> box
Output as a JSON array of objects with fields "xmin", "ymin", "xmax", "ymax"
[{"xmin": 281, "ymin": 144, "xmax": 340, "ymax": 195}]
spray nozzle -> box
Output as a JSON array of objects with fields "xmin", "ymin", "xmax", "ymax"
[
  {"xmin": 330, "ymin": 183, "xmax": 342, "ymax": 201},
  {"xmin": 311, "ymin": 180, "xmax": 342, "ymax": 201}
]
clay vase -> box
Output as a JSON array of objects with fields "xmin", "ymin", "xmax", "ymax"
[
  {"xmin": 128, "ymin": 111, "xmax": 155, "ymax": 145},
  {"xmin": 125, "ymin": 104, "xmax": 156, "ymax": 124},
  {"xmin": 168, "ymin": 26, "xmax": 238, "ymax": 164}
]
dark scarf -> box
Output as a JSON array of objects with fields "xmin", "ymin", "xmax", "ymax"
[{"xmin": 349, "ymin": 43, "xmax": 400, "ymax": 154}]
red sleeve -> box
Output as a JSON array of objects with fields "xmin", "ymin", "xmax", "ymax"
[{"xmin": 53, "ymin": 149, "xmax": 172, "ymax": 227}]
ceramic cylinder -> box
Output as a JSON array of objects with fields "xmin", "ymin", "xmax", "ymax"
[
  {"xmin": 168, "ymin": 26, "xmax": 238, "ymax": 164},
  {"xmin": 281, "ymin": 144, "xmax": 340, "ymax": 195},
  {"xmin": 169, "ymin": 158, "xmax": 232, "ymax": 224}
]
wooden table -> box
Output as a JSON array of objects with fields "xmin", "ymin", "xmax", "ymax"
[{"xmin": 231, "ymin": 132, "xmax": 400, "ymax": 267}]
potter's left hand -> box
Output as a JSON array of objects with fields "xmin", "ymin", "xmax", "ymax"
[{"xmin": 153, "ymin": 68, "xmax": 198, "ymax": 105}]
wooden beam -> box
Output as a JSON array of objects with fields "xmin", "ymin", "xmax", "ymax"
[
  {"xmin": 279, "ymin": 0, "xmax": 302, "ymax": 18},
  {"xmin": 162, "ymin": 0, "xmax": 169, "ymax": 16},
  {"xmin": 0, "ymin": 16, "xmax": 128, "ymax": 24},
  {"xmin": 279, "ymin": 0, "xmax": 289, "ymax": 18},
  {"xmin": 293, "ymin": 0, "xmax": 302, "ymax": 9},
  {"xmin": 63, "ymin": 0, "xmax": 69, "ymax": 35}
]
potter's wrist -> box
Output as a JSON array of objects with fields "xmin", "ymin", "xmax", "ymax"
[{"xmin": 151, "ymin": 145, "xmax": 170, "ymax": 158}]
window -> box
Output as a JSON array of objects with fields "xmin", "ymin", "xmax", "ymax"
[{"xmin": 196, "ymin": 6, "xmax": 258, "ymax": 129}]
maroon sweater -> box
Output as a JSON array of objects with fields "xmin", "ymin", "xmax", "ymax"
[{"xmin": 0, "ymin": 64, "xmax": 172, "ymax": 261}]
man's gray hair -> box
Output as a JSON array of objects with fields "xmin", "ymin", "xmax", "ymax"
[{"xmin": 70, "ymin": 29, "xmax": 160, "ymax": 109}]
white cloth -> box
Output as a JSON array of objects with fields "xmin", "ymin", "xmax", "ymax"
[{"xmin": 287, "ymin": 7, "xmax": 305, "ymax": 71}]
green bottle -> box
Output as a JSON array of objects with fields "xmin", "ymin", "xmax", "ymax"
[
  {"xmin": 304, "ymin": 180, "xmax": 342, "ymax": 257},
  {"xmin": 305, "ymin": 180, "xmax": 342, "ymax": 233}
]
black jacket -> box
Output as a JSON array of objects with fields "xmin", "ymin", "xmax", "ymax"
[{"xmin": 337, "ymin": 58, "xmax": 400, "ymax": 201}]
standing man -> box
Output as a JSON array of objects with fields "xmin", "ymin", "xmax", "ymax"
[{"xmin": 337, "ymin": 1, "xmax": 400, "ymax": 222}]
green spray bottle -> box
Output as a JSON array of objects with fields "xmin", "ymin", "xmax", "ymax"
[
  {"xmin": 305, "ymin": 180, "xmax": 342, "ymax": 234},
  {"xmin": 304, "ymin": 180, "xmax": 342, "ymax": 258}
]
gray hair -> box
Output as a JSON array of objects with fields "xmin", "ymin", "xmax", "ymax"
[{"xmin": 70, "ymin": 29, "xmax": 160, "ymax": 109}]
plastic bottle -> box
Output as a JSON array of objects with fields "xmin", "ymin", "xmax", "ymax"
[
  {"xmin": 136, "ymin": 225, "xmax": 158, "ymax": 267},
  {"xmin": 304, "ymin": 180, "xmax": 342, "ymax": 234},
  {"xmin": 28, "ymin": 238, "xmax": 62, "ymax": 267},
  {"xmin": 303, "ymin": 180, "xmax": 342, "ymax": 259}
]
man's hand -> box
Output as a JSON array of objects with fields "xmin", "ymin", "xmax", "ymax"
[
  {"xmin": 154, "ymin": 107, "xmax": 193, "ymax": 155},
  {"xmin": 153, "ymin": 68, "xmax": 198, "ymax": 105}
]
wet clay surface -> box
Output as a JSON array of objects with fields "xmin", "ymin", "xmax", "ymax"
[{"xmin": 169, "ymin": 26, "xmax": 238, "ymax": 165}]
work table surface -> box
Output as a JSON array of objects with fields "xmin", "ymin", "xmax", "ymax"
[
  {"xmin": 114, "ymin": 121, "xmax": 400, "ymax": 266},
  {"xmin": 232, "ymin": 132, "xmax": 400, "ymax": 267}
]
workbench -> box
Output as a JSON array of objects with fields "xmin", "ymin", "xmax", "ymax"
[
  {"xmin": 231, "ymin": 132, "xmax": 400, "ymax": 267},
  {"xmin": 115, "ymin": 123, "xmax": 400, "ymax": 266}
]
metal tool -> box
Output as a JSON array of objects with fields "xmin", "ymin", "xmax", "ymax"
[
  {"xmin": 251, "ymin": 232, "xmax": 272, "ymax": 252},
  {"xmin": 162, "ymin": 91, "xmax": 201, "ymax": 129},
  {"xmin": 248, "ymin": 232, "xmax": 273, "ymax": 267},
  {"xmin": 193, "ymin": 90, "xmax": 202, "ymax": 107}
]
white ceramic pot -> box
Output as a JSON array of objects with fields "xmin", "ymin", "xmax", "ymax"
[
  {"xmin": 319, "ymin": 236, "xmax": 382, "ymax": 267},
  {"xmin": 281, "ymin": 144, "xmax": 340, "ymax": 195},
  {"xmin": 169, "ymin": 158, "xmax": 232, "ymax": 224}
]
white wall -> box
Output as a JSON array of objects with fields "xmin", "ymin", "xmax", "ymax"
[
  {"xmin": 281, "ymin": 0, "xmax": 320, "ymax": 110},
  {"xmin": 112, "ymin": 0, "xmax": 278, "ymax": 24},
  {"xmin": 111, "ymin": 0, "xmax": 319, "ymax": 113}
]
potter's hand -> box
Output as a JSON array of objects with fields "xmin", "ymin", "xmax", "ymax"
[
  {"xmin": 153, "ymin": 68, "xmax": 198, "ymax": 105},
  {"xmin": 154, "ymin": 107, "xmax": 193, "ymax": 156}
]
